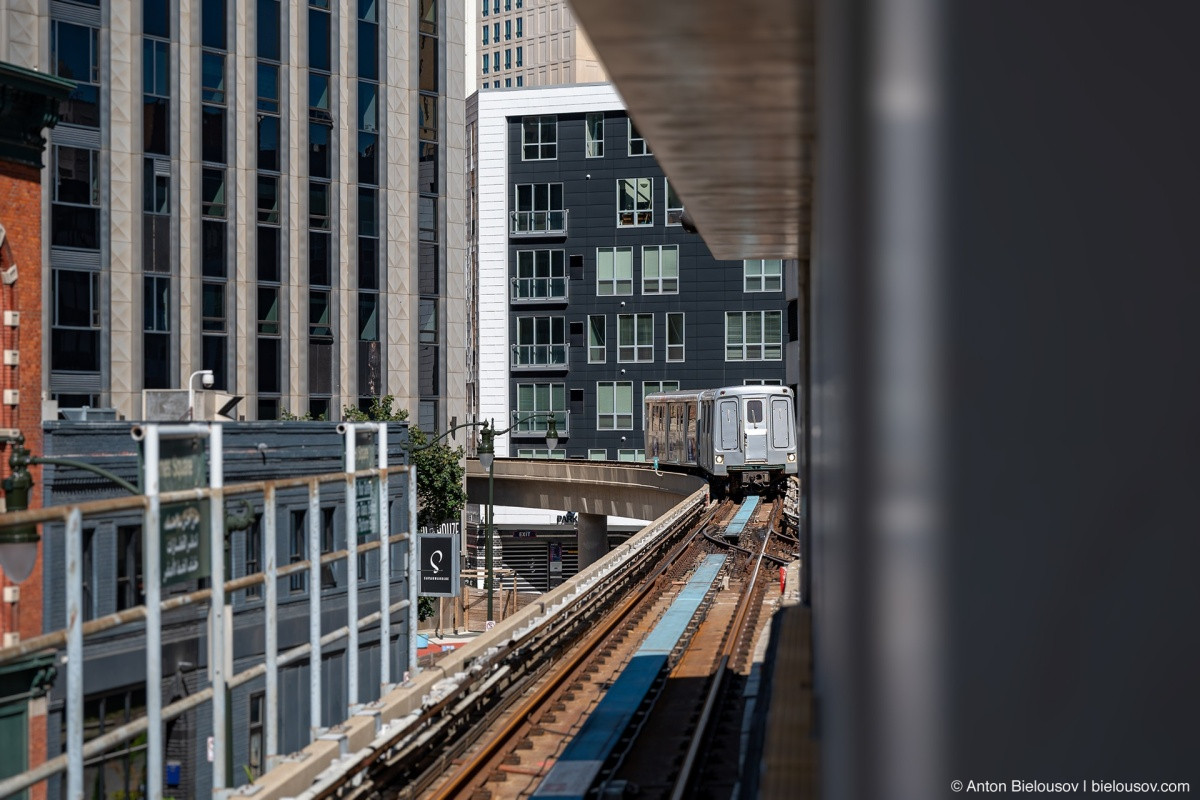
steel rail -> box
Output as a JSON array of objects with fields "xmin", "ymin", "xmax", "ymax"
[
  {"xmin": 668, "ymin": 499, "xmax": 783, "ymax": 800},
  {"xmin": 425, "ymin": 503, "xmax": 725, "ymax": 800},
  {"xmin": 302, "ymin": 498, "xmax": 721, "ymax": 800}
]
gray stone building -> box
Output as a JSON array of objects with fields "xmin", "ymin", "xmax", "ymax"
[{"xmin": 2, "ymin": 0, "xmax": 466, "ymax": 430}]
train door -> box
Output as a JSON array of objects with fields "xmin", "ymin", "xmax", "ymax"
[
  {"xmin": 771, "ymin": 396, "xmax": 792, "ymax": 449},
  {"xmin": 718, "ymin": 399, "xmax": 740, "ymax": 452},
  {"xmin": 744, "ymin": 397, "xmax": 768, "ymax": 462}
]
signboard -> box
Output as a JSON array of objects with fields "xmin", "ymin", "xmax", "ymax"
[
  {"xmin": 158, "ymin": 437, "xmax": 209, "ymax": 585},
  {"xmin": 354, "ymin": 430, "xmax": 378, "ymax": 542},
  {"xmin": 418, "ymin": 533, "xmax": 458, "ymax": 596},
  {"xmin": 548, "ymin": 541, "xmax": 563, "ymax": 576}
]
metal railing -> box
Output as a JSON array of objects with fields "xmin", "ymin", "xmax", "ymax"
[
  {"xmin": 509, "ymin": 208, "xmax": 569, "ymax": 236},
  {"xmin": 510, "ymin": 343, "xmax": 569, "ymax": 369},
  {"xmin": 510, "ymin": 276, "xmax": 569, "ymax": 302},
  {"xmin": 0, "ymin": 422, "xmax": 416, "ymax": 800}
]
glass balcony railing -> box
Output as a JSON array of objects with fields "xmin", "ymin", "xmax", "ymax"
[
  {"xmin": 511, "ymin": 343, "xmax": 568, "ymax": 369},
  {"xmin": 510, "ymin": 208, "xmax": 569, "ymax": 236},
  {"xmin": 511, "ymin": 276, "xmax": 569, "ymax": 303}
]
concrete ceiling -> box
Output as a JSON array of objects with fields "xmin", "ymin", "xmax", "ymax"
[{"xmin": 568, "ymin": 0, "xmax": 812, "ymax": 261}]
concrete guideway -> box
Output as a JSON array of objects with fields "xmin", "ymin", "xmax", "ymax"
[{"xmin": 465, "ymin": 458, "xmax": 707, "ymax": 521}]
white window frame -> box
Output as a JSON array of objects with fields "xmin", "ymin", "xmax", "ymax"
[
  {"xmin": 642, "ymin": 245, "xmax": 679, "ymax": 294},
  {"xmin": 666, "ymin": 179, "xmax": 684, "ymax": 225},
  {"xmin": 617, "ymin": 449, "xmax": 645, "ymax": 462},
  {"xmin": 586, "ymin": 112, "xmax": 604, "ymax": 158},
  {"xmin": 596, "ymin": 247, "xmax": 633, "ymax": 296},
  {"xmin": 588, "ymin": 314, "xmax": 606, "ymax": 363},
  {"xmin": 597, "ymin": 381, "xmax": 634, "ymax": 430},
  {"xmin": 725, "ymin": 310, "xmax": 784, "ymax": 361},
  {"xmin": 514, "ymin": 382, "xmax": 566, "ymax": 434},
  {"xmin": 627, "ymin": 118, "xmax": 650, "ymax": 156},
  {"xmin": 642, "ymin": 380, "xmax": 680, "ymax": 407},
  {"xmin": 666, "ymin": 312, "xmax": 685, "ymax": 362},
  {"xmin": 744, "ymin": 378, "xmax": 784, "ymax": 385},
  {"xmin": 516, "ymin": 448, "xmax": 567, "ymax": 459},
  {"xmin": 521, "ymin": 115, "xmax": 557, "ymax": 160},
  {"xmin": 617, "ymin": 178, "xmax": 653, "ymax": 227},
  {"xmin": 743, "ymin": 258, "xmax": 784, "ymax": 292},
  {"xmin": 588, "ymin": 449, "xmax": 608, "ymax": 461},
  {"xmin": 617, "ymin": 313, "xmax": 654, "ymax": 363}
]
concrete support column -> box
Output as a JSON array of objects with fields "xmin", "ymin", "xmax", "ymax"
[{"xmin": 577, "ymin": 512, "xmax": 608, "ymax": 569}]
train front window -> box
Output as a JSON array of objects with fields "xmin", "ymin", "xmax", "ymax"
[{"xmin": 746, "ymin": 399, "xmax": 764, "ymax": 424}]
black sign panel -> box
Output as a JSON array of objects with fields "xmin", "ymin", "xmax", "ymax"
[
  {"xmin": 157, "ymin": 437, "xmax": 210, "ymax": 585},
  {"xmin": 418, "ymin": 534, "xmax": 457, "ymax": 597}
]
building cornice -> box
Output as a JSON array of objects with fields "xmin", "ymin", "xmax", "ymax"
[{"xmin": 0, "ymin": 61, "xmax": 75, "ymax": 169}]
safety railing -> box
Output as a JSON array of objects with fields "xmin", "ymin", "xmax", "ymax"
[{"xmin": 0, "ymin": 422, "xmax": 416, "ymax": 800}]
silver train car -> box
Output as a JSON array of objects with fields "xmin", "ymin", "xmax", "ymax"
[{"xmin": 644, "ymin": 385, "xmax": 798, "ymax": 496}]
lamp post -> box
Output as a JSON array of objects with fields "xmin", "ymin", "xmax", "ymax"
[
  {"xmin": 187, "ymin": 369, "xmax": 214, "ymax": 420},
  {"xmin": 476, "ymin": 413, "xmax": 559, "ymax": 623}
]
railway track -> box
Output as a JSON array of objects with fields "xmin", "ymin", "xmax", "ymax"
[{"xmin": 306, "ymin": 495, "xmax": 793, "ymax": 800}]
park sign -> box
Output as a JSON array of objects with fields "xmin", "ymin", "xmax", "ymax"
[
  {"xmin": 418, "ymin": 533, "xmax": 459, "ymax": 596},
  {"xmin": 157, "ymin": 436, "xmax": 210, "ymax": 585}
]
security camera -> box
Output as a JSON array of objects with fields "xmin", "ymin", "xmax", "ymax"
[{"xmin": 201, "ymin": 372, "xmax": 214, "ymax": 389}]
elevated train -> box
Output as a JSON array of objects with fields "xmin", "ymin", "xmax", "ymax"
[{"xmin": 644, "ymin": 385, "xmax": 798, "ymax": 497}]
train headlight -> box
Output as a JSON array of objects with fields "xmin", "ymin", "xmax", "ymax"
[
  {"xmin": 787, "ymin": 453, "xmax": 796, "ymax": 462},
  {"xmin": 715, "ymin": 454, "xmax": 724, "ymax": 464}
]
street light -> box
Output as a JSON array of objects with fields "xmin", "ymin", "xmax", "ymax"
[
  {"xmin": 187, "ymin": 369, "xmax": 214, "ymax": 420},
  {"xmin": 476, "ymin": 413, "xmax": 560, "ymax": 622}
]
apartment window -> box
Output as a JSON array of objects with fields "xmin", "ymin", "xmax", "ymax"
[
  {"xmin": 248, "ymin": 692, "xmax": 265, "ymax": 777},
  {"xmin": 309, "ymin": 182, "xmax": 330, "ymax": 229},
  {"xmin": 745, "ymin": 378, "xmax": 784, "ymax": 385},
  {"xmin": 310, "ymin": 123, "xmax": 331, "ymax": 179},
  {"xmin": 493, "ymin": 51, "xmax": 500, "ymax": 73},
  {"xmin": 203, "ymin": 0, "xmax": 227, "ymax": 49},
  {"xmin": 418, "ymin": 297, "xmax": 437, "ymax": 343},
  {"xmin": 144, "ymin": 38, "xmax": 171, "ymax": 155},
  {"xmin": 505, "ymin": 78, "xmax": 511, "ymax": 88},
  {"xmin": 666, "ymin": 180, "xmax": 684, "ymax": 225},
  {"xmin": 203, "ymin": 220, "xmax": 226, "ymax": 276},
  {"xmin": 643, "ymin": 381, "xmax": 681, "ymax": 406},
  {"xmin": 725, "ymin": 310, "xmax": 784, "ymax": 361},
  {"xmin": 516, "ymin": 17, "xmax": 523, "ymax": 36},
  {"xmin": 257, "ymin": 176, "xmax": 280, "ymax": 223},
  {"xmin": 586, "ymin": 113, "xmax": 603, "ymax": 158},
  {"xmin": 482, "ymin": 0, "xmax": 488, "ymax": 15},
  {"xmin": 513, "ymin": 250, "xmax": 566, "ymax": 300},
  {"xmin": 618, "ymin": 313, "xmax": 653, "ymax": 363},
  {"xmin": 512, "ymin": 183, "xmax": 566, "ymax": 233},
  {"xmin": 52, "ymin": 21, "xmax": 100, "ymax": 127},
  {"xmin": 257, "ymin": 64, "xmax": 280, "ymax": 113},
  {"xmin": 597, "ymin": 382, "xmax": 634, "ymax": 430},
  {"xmin": 201, "ymin": 169, "xmax": 227, "ymax": 217},
  {"xmin": 51, "ymin": 269, "xmax": 101, "ymax": 373},
  {"xmin": 618, "ymin": 449, "xmax": 646, "ymax": 462},
  {"xmin": 516, "ymin": 46, "xmax": 523, "ymax": 66},
  {"xmin": 522, "ymin": 116, "xmax": 557, "ymax": 160},
  {"xmin": 666, "ymin": 312, "xmax": 685, "ymax": 361},
  {"xmin": 310, "ymin": 291, "xmax": 332, "ymax": 338},
  {"xmin": 628, "ymin": 119, "xmax": 651, "ymax": 156},
  {"xmin": 257, "ymin": 114, "xmax": 280, "ymax": 171},
  {"xmin": 596, "ymin": 247, "xmax": 633, "ymax": 295},
  {"xmin": 588, "ymin": 315, "xmax": 605, "ymax": 363},
  {"xmin": 514, "ymin": 316, "xmax": 567, "ymax": 367},
  {"xmin": 516, "ymin": 76, "xmax": 523, "ymax": 87},
  {"xmin": 744, "ymin": 259, "xmax": 784, "ymax": 292},
  {"xmin": 144, "ymin": 276, "xmax": 171, "ymax": 333},
  {"xmin": 516, "ymin": 449, "xmax": 566, "ymax": 459},
  {"xmin": 244, "ymin": 519, "xmax": 262, "ymax": 599},
  {"xmin": 289, "ymin": 512, "xmax": 307, "ymax": 592},
  {"xmin": 494, "ymin": 22, "xmax": 500, "ymax": 41},
  {"xmin": 52, "ymin": 146, "xmax": 100, "ymax": 250},
  {"xmin": 617, "ymin": 178, "xmax": 653, "ymax": 227},
  {"xmin": 482, "ymin": 56, "xmax": 489, "ymax": 74},
  {"xmin": 483, "ymin": 25, "xmax": 489, "ymax": 44},
  {"xmin": 588, "ymin": 449, "xmax": 607, "ymax": 461},
  {"xmin": 203, "ymin": 283, "xmax": 226, "ymax": 331},
  {"xmin": 115, "ymin": 527, "xmax": 144, "ymax": 611},
  {"xmin": 505, "ymin": 49, "xmax": 512, "ymax": 69},
  {"xmin": 642, "ymin": 245, "xmax": 679, "ymax": 294},
  {"xmin": 515, "ymin": 383, "xmax": 566, "ymax": 434}
]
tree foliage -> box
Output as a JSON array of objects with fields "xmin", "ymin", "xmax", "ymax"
[{"xmin": 342, "ymin": 396, "xmax": 467, "ymax": 531}]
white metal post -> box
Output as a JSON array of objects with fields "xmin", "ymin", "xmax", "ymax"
[
  {"xmin": 408, "ymin": 464, "xmax": 418, "ymax": 676},
  {"xmin": 377, "ymin": 424, "xmax": 390, "ymax": 690},
  {"xmin": 344, "ymin": 424, "xmax": 359, "ymax": 709},
  {"xmin": 308, "ymin": 483, "xmax": 322, "ymax": 738},
  {"xmin": 65, "ymin": 507, "xmax": 84, "ymax": 800},
  {"xmin": 143, "ymin": 427, "xmax": 163, "ymax": 800},
  {"xmin": 263, "ymin": 484, "xmax": 279, "ymax": 768},
  {"xmin": 209, "ymin": 425, "xmax": 226, "ymax": 792}
]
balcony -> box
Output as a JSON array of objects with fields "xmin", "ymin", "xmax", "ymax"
[
  {"xmin": 511, "ymin": 276, "xmax": 569, "ymax": 304},
  {"xmin": 510, "ymin": 410, "xmax": 571, "ymax": 438},
  {"xmin": 511, "ymin": 343, "xmax": 569, "ymax": 371},
  {"xmin": 510, "ymin": 209, "xmax": 569, "ymax": 237}
]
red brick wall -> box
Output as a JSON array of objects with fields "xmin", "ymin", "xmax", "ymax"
[{"xmin": 1, "ymin": 159, "xmax": 48, "ymax": 800}]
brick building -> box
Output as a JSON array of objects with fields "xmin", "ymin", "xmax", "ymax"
[{"xmin": 0, "ymin": 59, "xmax": 72, "ymax": 800}]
